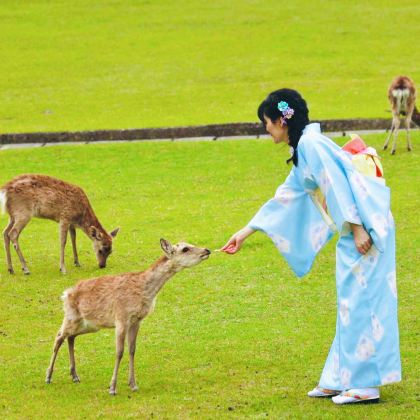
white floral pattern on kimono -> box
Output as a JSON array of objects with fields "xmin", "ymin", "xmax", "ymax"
[
  {"xmin": 371, "ymin": 314, "xmax": 385, "ymax": 342},
  {"xmin": 381, "ymin": 371, "xmax": 401, "ymax": 385},
  {"xmin": 248, "ymin": 123, "xmax": 401, "ymax": 389},
  {"xmin": 339, "ymin": 299, "xmax": 350, "ymax": 326},
  {"xmin": 310, "ymin": 222, "xmax": 330, "ymax": 252},
  {"xmin": 355, "ymin": 336, "xmax": 376, "ymax": 361},
  {"xmin": 268, "ymin": 233, "xmax": 290, "ymax": 253},
  {"xmin": 387, "ymin": 271, "xmax": 397, "ymax": 298},
  {"xmin": 275, "ymin": 188, "xmax": 295, "ymax": 205}
]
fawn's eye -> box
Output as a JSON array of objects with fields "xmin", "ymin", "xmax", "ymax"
[{"xmin": 182, "ymin": 247, "xmax": 189, "ymax": 253}]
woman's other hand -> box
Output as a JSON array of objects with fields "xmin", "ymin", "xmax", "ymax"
[
  {"xmin": 221, "ymin": 226, "xmax": 255, "ymax": 254},
  {"xmin": 350, "ymin": 223, "xmax": 372, "ymax": 254}
]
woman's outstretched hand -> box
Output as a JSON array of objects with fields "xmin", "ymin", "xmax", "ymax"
[
  {"xmin": 350, "ymin": 223, "xmax": 372, "ymax": 255},
  {"xmin": 221, "ymin": 226, "xmax": 255, "ymax": 254}
]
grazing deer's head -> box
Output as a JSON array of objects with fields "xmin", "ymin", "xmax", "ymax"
[
  {"xmin": 412, "ymin": 106, "xmax": 420, "ymax": 127},
  {"xmin": 90, "ymin": 226, "xmax": 119, "ymax": 268},
  {"xmin": 160, "ymin": 238, "xmax": 211, "ymax": 268}
]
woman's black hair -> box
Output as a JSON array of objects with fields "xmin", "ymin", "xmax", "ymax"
[{"xmin": 257, "ymin": 88, "xmax": 309, "ymax": 166}]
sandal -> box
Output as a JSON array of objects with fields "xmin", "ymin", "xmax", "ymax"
[
  {"xmin": 332, "ymin": 388, "xmax": 380, "ymax": 404},
  {"xmin": 307, "ymin": 386, "xmax": 340, "ymax": 397}
]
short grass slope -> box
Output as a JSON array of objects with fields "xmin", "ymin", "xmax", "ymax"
[{"xmin": 1, "ymin": 0, "xmax": 420, "ymax": 133}]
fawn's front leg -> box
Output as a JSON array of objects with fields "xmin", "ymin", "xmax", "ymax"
[{"xmin": 109, "ymin": 322, "xmax": 127, "ymax": 395}]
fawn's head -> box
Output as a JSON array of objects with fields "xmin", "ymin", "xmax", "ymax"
[
  {"xmin": 160, "ymin": 238, "xmax": 211, "ymax": 268},
  {"xmin": 89, "ymin": 226, "xmax": 119, "ymax": 268}
]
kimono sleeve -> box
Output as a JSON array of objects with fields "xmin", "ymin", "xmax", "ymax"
[
  {"xmin": 247, "ymin": 167, "xmax": 334, "ymax": 277},
  {"xmin": 298, "ymin": 135, "xmax": 391, "ymax": 252}
]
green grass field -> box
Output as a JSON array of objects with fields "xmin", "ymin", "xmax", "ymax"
[
  {"xmin": 0, "ymin": 133, "xmax": 418, "ymax": 418},
  {"xmin": 1, "ymin": 0, "xmax": 420, "ymax": 134}
]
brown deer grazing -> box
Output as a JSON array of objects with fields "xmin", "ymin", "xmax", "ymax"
[
  {"xmin": 0, "ymin": 174, "xmax": 119, "ymax": 275},
  {"xmin": 45, "ymin": 239, "xmax": 211, "ymax": 395},
  {"xmin": 383, "ymin": 75, "xmax": 418, "ymax": 154}
]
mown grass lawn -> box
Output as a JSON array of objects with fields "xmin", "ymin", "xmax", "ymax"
[
  {"xmin": 1, "ymin": 0, "xmax": 420, "ymax": 133},
  {"xmin": 0, "ymin": 132, "xmax": 418, "ymax": 418}
]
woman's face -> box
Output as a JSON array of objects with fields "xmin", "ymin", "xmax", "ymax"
[{"xmin": 263, "ymin": 115, "xmax": 289, "ymax": 144}]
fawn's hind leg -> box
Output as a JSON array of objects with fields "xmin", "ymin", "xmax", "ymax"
[
  {"xmin": 127, "ymin": 322, "xmax": 140, "ymax": 391},
  {"xmin": 68, "ymin": 336, "xmax": 80, "ymax": 382},
  {"xmin": 46, "ymin": 329, "xmax": 69, "ymax": 383},
  {"xmin": 46, "ymin": 319, "xmax": 81, "ymax": 384}
]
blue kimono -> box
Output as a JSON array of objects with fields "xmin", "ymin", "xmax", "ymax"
[{"xmin": 248, "ymin": 123, "xmax": 401, "ymax": 389}]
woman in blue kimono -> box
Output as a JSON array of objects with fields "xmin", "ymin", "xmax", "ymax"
[{"xmin": 222, "ymin": 88, "xmax": 401, "ymax": 404}]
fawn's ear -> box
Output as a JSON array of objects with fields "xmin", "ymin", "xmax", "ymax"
[
  {"xmin": 160, "ymin": 238, "xmax": 174, "ymax": 255},
  {"xmin": 89, "ymin": 226, "xmax": 102, "ymax": 240},
  {"xmin": 110, "ymin": 227, "xmax": 119, "ymax": 238}
]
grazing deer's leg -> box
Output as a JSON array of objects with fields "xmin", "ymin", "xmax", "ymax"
[
  {"xmin": 69, "ymin": 225, "xmax": 80, "ymax": 267},
  {"xmin": 405, "ymin": 110, "xmax": 414, "ymax": 151},
  {"xmin": 59, "ymin": 222, "xmax": 70, "ymax": 274},
  {"xmin": 3, "ymin": 217, "xmax": 15, "ymax": 274},
  {"xmin": 383, "ymin": 122, "xmax": 394, "ymax": 150},
  {"xmin": 68, "ymin": 336, "xmax": 80, "ymax": 382},
  {"xmin": 109, "ymin": 322, "xmax": 127, "ymax": 395},
  {"xmin": 46, "ymin": 328, "xmax": 69, "ymax": 383},
  {"xmin": 9, "ymin": 216, "xmax": 30, "ymax": 275},
  {"xmin": 390, "ymin": 115, "xmax": 400, "ymax": 155},
  {"xmin": 127, "ymin": 322, "xmax": 140, "ymax": 391}
]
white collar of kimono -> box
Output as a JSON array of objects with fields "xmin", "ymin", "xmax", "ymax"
[{"xmin": 302, "ymin": 123, "xmax": 321, "ymax": 135}]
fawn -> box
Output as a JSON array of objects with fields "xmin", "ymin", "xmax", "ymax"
[
  {"xmin": 383, "ymin": 75, "xmax": 418, "ymax": 154},
  {"xmin": 45, "ymin": 239, "xmax": 211, "ymax": 395},
  {"xmin": 0, "ymin": 174, "xmax": 119, "ymax": 274}
]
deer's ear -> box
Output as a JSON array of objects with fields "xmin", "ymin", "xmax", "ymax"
[
  {"xmin": 89, "ymin": 226, "xmax": 100, "ymax": 240},
  {"xmin": 160, "ymin": 238, "xmax": 173, "ymax": 255},
  {"xmin": 110, "ymin": 227, "xmax": 119, "ymax": 238}
]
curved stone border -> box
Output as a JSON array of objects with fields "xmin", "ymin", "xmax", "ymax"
[{"xmin": 0, "ymin": 118, "xmax": 406, "ymax": 145}]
